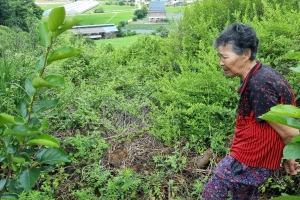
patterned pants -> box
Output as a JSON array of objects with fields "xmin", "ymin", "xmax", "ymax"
[{"xmin": 201, "ymin": 155, "xmax": 272, "ymax": 200}]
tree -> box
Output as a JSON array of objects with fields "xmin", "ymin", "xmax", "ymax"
[
  {"xmin": 0, "ymin": 0, "xmax": 12, "ymax": 26},
  {"xmin": 0, "ymin": 0, "xmax": 43, "ymax": 32},
  {"xmin": 133, "ymin": 5, "xmax": 148, "ymax": 19}
]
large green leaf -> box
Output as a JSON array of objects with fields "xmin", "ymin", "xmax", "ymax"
[
  {"xmin": 44, "ymin": 75, "xmax": 65, "ymax": 88},
  {"xmin": 14, "ymin": 116, "xmax": 26, "ymax": 125},
  {"xmin": 269, "ymin": 105, "xmax": 300, "ymax": 118},
  {"xmin": 17, "ymin": 99, "xmax": 29, "ymax": 119},
  {"xmin": 32, "ymin": 76, "xmax": 57, "ymax": 89},
  {"xmin": 0, "ymin": 194, "xmax": 18, "ymax": 199},
  {"xmin": 290, "ymin": 66, "xmax": 300, "ymax": 73},
  {"xmin": 37, "ymin": 148, "xmax": 70, "ymax": 165},
  {"xmin": 291, "ymin": 135, "xmax": 300, "ymax": 143},
  {"xmin": 272, "ymin": 196, "xmax": 300, "ymax": 200},
  {"xmin": 18, "ymin": 167, "xmax": 41, "ymax": 191},
  {"xmin": 40, "ymin": 165, "xmax": 56, "ymax": 173},
  {"xmin": 25, "ymin": 78, "xmax": 35, "ymax": 98},
  {"xmin": 8, "ymin": 179, "xmax": 24, "ymax": 195},
  {"xmin": 3, "ymin": 125, "xmax": 40, "ymax": 137},
  {"xmin": 282, "ymin": 51, "xmax": 300, "ymax": 61},
  {"xmin": 39, "ymin": 121, "xmax": 50, "ymax": 131},
  {"xmin": 259, "ymin": 113, "xmax": 300, "ymax": 129},
  {"xmin": 32, "ymin": 99, "xmax": 59, "ymax": 115},
  {"xmin": 0, "ymin": 179, "xmax": 5, "ymax": 191},
  {"xmin": 37, "ymin": 21, "xmax": 51, "ymax": 48},
  {"xmin": 0, "ymin": 113, "xmax": 16, "ymax": 126},
  {"xmin": 47, "ymin": 47, "xmax": 82, "ymax": 65},
  {"xmin": 10, "ymin": 155, "xmax": 26, "ymax": 164},
  {"xmin": 54, "ymin": 17, "xmax": 83, "ymax": 37},
  {"xmin": 48, "ymin": 7, "xmax": 66, "ymax": 32},
  {"xmin": 26, "ymin": 134, "xmax": 59, "ymax": 148},
  {"xmin": 33, "ymin": 56, "xmax": 46, "ymax": 73},
  {"xmin": 283, "ymin": 143, "xmax": 300, "ymax": 159}
]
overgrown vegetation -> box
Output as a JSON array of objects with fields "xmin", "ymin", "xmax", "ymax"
[
  {"xmin": 0, "ymin": 7, "xmax": 82, "ymax": 199},
  {"xmin": 1, "ymin": 0, "xmax": 300, "ymax": 199}
]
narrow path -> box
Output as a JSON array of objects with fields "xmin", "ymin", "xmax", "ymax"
[{"xmin": 105, "ymin": 13, "xmax": 118, "ymax": 24}]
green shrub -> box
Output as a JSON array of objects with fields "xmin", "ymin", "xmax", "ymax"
[{"xmin": 94, "ymin": 7, "xmax": 104, "ymax": 13}]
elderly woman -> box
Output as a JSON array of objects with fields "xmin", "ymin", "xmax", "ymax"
[{"xmin": 201, "ymin": 23, "xmax": 300, "ymax": 199}]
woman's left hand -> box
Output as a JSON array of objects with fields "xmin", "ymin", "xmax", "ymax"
[{"xmin": 283, "ymin": 159, "xmax": 300, "ymax": 175}]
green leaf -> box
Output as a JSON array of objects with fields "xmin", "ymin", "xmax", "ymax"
[
  {"xmin": 32, "ymin": 76, "xmax": 57, "ymax": 89},
  {"xmin": 282, "ymin": 51, "xmax": 300, "ymax": 61},
  {"xmin": 269, "ymin": 105, "xmax": 300, "ymax": 118},
  {"xmin": 10, "ymin": 155, "xmax": 26, "ymax": 164},
  {"xmin": 32, "ymin": 99, "xmax": 59, "ymax": 115},
  {"xmin": 33, "ymin": 56, "xmax": 46, "ymax": 73},
  {"xmin": 47, "ymin": 47, "xmax": 82, "ymax": 65},
  {"xmin": 17, "ymin": 99, "xmax": 29, "ymax": 119},
  {"xmin": 18, "ymin": 167, "xmax": 41, "ymax": 191},
  {"xmin": 40, "ymin": 165, "xmax": 56, "ymax": 173},
  {"xmin": 37, "ymin": 22, "xmax": 51, "ymax": 47},
  {"xmin": 0, "ymin": 155, "xmax": 5, "ymax": 162},
  {"xmin": 40, "ymin": 121, "xmax": 50, "ymax": 131},
  {"xmin": 48, "ymin": 7, "xmax": 66, "ymax": 32},
  {"xmin": 291, "ymin": 135, "xmax": 300, "ymax": 143},
  {"xmin": 8, "ymin": 179, "xmax": 24, "ymax": 195},
  {"xmin": 54, "ymin": 17, "xmax": 83, "ymax": 37},
  {"xmin": 38, "ymin": 147, "xmax": 70, "ymax": 165},
  {"xmin": 0, "ymin": 113, "xmax": 16, "ymax": 126},
  {"xmin": 26, "ymin": 134, "xmax": 59, "ymax": 148},
  {"xmin": 0, "ymin": 179, "xmax": 5, "ymax": 191},
  {"xmin": 283, "ymin": 142, "xmax": 300, "ymax": 159},
  {"xmin": 259, "ymin": 113, "xmax": 300, "ymax": 129},
  {"xmin": 0, "ymin": 193, "xmax": 19, "ymax": 199},
  {"xmin": 44, "ymin": 75, "xmax": 65, "ymax": 88},
  {"xmin": 25, "ymin": 78, "xmax": 35, "ymax": 98},
  {"xmin": 14, "ymin": 116, "xmax": 26, "ymax": 125},
  {"xmin": 3, "ymin": 125, "xmax": 40, "ymax": 137},
  {"xmin": 290, "ymin": 67, "xmax": 300, "ymax": 73},
  {"xmin": 28, "ymin": 117, "xmax": 40, "ymax": 127},
  {"xmin": 272, "ymin": 196, "xmax": 300, "ymax": 200}
]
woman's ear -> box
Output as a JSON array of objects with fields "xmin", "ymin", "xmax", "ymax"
[{"xmin": 244, "ymin": 50, "xmax": 251, "ymax": 60}]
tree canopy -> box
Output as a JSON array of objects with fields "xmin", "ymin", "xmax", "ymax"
[{"xmin": 0, "ymin": 0, "xmax": 43, "ymax": 32}]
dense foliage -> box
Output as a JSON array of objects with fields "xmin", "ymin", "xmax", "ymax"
[
  {"xmin": 0, "ymin": 0, "xmax": 43, "ymax": 32},
  {"xmin": 1, "ymin": 0, "xmax": 300, "ymax": 199}
]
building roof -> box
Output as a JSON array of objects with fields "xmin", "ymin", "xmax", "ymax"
[
  {"xmin": 103, "ymin": 26, "xmax": 118, "ymax": 32},
  {"xmin": 72, "ymin": 24, "xmax": 116, "ymax": 29},
  {"xmin": 69, "ymin": 27, "xmax": 105, "ymax": 35},
  {"xmin": 148, "ymin": 1, "xmax": 166, "ymax": 12},
  {"xmin": 69, "ymin": 24, "xmax": 118, "ymax": 35}
]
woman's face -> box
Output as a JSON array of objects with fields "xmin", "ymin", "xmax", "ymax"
[{"xmin": 217, "ymin": 43, "xmax": 248, "ymax": 79}]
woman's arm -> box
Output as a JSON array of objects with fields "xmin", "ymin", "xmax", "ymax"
[
  {"xmin": 266, "ymin": 121, "xmax": 299, "ymax": 145},
  {"xmin": 266, "ymin": 121, "xmax": 300, "ymax": 175}
]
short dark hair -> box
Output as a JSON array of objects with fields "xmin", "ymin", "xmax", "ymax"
[{"xmin": 214, "ymin": 23, "xmax": 259, "ymax": 60}]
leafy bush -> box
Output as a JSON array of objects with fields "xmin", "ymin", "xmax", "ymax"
[
  {"xmin": 94, "ymin": 7, "xmax": 104, "ymax": 13},
  {"xmin": 0, "ymin": 7, "xmax": 82, "ymax": 198},
  {"xmin": 132, "ymin": 16, "xmax": 137, "ymax": 21}
]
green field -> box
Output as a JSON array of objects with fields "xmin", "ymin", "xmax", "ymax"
[
  {"xmin": 38, "ymin": 3, "xmax": 137, "ymax": 12},
  {"xmin": 165, "ymin": 6, "xmax": 183, "ymax": 12},
  {"xmin": 95, "ymin": 34, "xmax": 154, "ymax": 48},
  {"xmin": 42, "ymin": 12, "xmax": 134, "ymax": 25},
  {"xmin": 127, "ymin": 24, "xmax": 171, "ymax": 30},
  {"xmin": 39, "ymin": 4, "xmax": 63, "ymax": 11},
  {"xmin": 97, "ymin": 4, "xmax": 137, "ymax": 11},
  {"xmin": 76, "ymin": 12, "xmax": 134, "ymax": 25}
]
